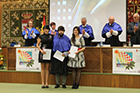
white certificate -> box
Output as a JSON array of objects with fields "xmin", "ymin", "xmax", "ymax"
[
  {"xmin": 53, "ymin": 50, "xmax": 65, "ymax": 62},
  {"xmin": 43, "ymin": 49, "xmax": 52, "ymax": 60},
  {"xmin": 69, "ymin": 46, "xmax": 78, "ymax": 58}
]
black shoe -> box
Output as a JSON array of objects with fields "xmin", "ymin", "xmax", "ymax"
[
  {"xmin": 42, "ymin": 86, "xmax": 45, "ymax": 89},
  {"xmin": 62, "ymin": 85, "xmax": 66, "ymax": 88},
  {"xmin": 75, "ymin": 83, "xmax": 79, "ymax": 89},
  {"xmin": 54, "ymin": 84, "xmax": 60, "ymax": 88},
  {"xmin": 72, "ymin": 83, "xmax": 76, "ymax": 89},
  {"xmin": 45, "ymin": 86, "xmax": 49, "ymax": 88}
]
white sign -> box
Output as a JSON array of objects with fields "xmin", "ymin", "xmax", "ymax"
[
  {"xmin": 16, "ymin": 48, "xmax": 41, "ymax": 71},
  {"xmin": 113, "ymin": 48, "xmax": 140, "ymax": 74}
]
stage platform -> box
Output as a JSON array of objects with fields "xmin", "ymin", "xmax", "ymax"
[
  {"xmin": 0, "ymin": 70, "xmax": 140, "ymax": 88},
  {"xmin": 0, "ymin": 47, "xmax": 140, "ymax": 88}
]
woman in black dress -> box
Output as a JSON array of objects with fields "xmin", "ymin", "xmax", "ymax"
[{"xmin": 36, "ymin": 25, "xmax": 53, "ymax": 88}]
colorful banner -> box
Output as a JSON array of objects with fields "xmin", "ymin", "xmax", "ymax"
[
  {"xmin": 113, "ymin": 48, "xmax": 140, "ymax": 74},
  {"xmin": 16, "ymin": 48, "xmax": 41, "ymax": 71}
]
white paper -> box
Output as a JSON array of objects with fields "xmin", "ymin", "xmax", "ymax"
[
  {"xmin": 53, "ymin": 50, "xmax": 65, "ymax": 62},
  {"xmin": 14, "ymin": 45, "xmax": 21, "ymax": 47},
  {"xmin": 43, "ymin": 49, "xmax": 52, "ymax": 60},
  {"xmin": 69, "ymin": 46, "xmax": 78, "ymax": 58},
  {"xmin": 133, "ymin": 45, "xmax": 140, "ymax": 47},
  {"xmin": 103, "ymin": 45, "xmax": 110, "ymax": 47}
]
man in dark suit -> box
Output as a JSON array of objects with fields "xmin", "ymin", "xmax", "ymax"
[{"xmin": 128, "ymin": 13, "xmax": 140, "ymax": 45}]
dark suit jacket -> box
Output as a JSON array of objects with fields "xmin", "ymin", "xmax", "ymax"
[{"xmin": 127, "ymin": 22, "xmax": 140, "ymax": 45}]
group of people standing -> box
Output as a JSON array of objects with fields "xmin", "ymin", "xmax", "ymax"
[
  {"xmin": 22, "ymin": 19, "xmax": 87, "ymax": 89},
  {"xmin": 36, "ymin": 24, "xmax": 85, "ymax": 89},
  {"xmin": 21, "ymin": 16, "xmax": 125, "ymax": 89},
  {"xmin": 22, "ymin": 17, "xmax": 95, "ymax": 47},
  {"xmin": 22, "ymin": 16, "xmax": 124, "ymax": 48}
]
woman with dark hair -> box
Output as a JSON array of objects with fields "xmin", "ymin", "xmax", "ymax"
[
  {"xmin": 49, "ymin": 22, "xmax": 58, "ymax": 36},
  {"xmin": 22, "ymin": 20, "xmax": 40, "ymax": 46},
  {"xmin": 36, "ymin": 25, "xmax": 53, "ymax": 88},
  {"xmin": 67, "ymin": 26, "xmax": 86, "ymax": 89},
  {"xmin": 50, "ymin": 26, "xmax": 71, "ymax": 89}
]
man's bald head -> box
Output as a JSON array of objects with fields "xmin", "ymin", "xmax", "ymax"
[
  {"xmin": 108, "ymin": 16, "xmax": 115, "ymax": 24},
  {"xmin": 133, "ymin": 13, "xmax": 139, "ymax": 17},
  {"xmin": 109, "ymin": 16, "xmax": 115, "ymax": 20},
  {"xmin": 133, "ymin": 13, "xmax": 139, "ymax": 23}
]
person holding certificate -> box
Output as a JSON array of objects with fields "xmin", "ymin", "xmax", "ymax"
[
  {"xmin": 50, "ymin": 26, "xmax": 71, "ymax": 88},
  {"xmin": 67, "ymin": 26, "xmax": 86, "ymax": 89},
  {"xmin": 36, "ymin": 25, "xmax": 53, "ymax": 88}
]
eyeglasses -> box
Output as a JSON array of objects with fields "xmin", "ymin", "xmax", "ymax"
[
  {"xmin": 109, "ymin": 19, "xmax": 114, "ymax": 21},
  {"xmin": 133, "ymin": 17, "xmax": 138, "ymax": 19}
]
